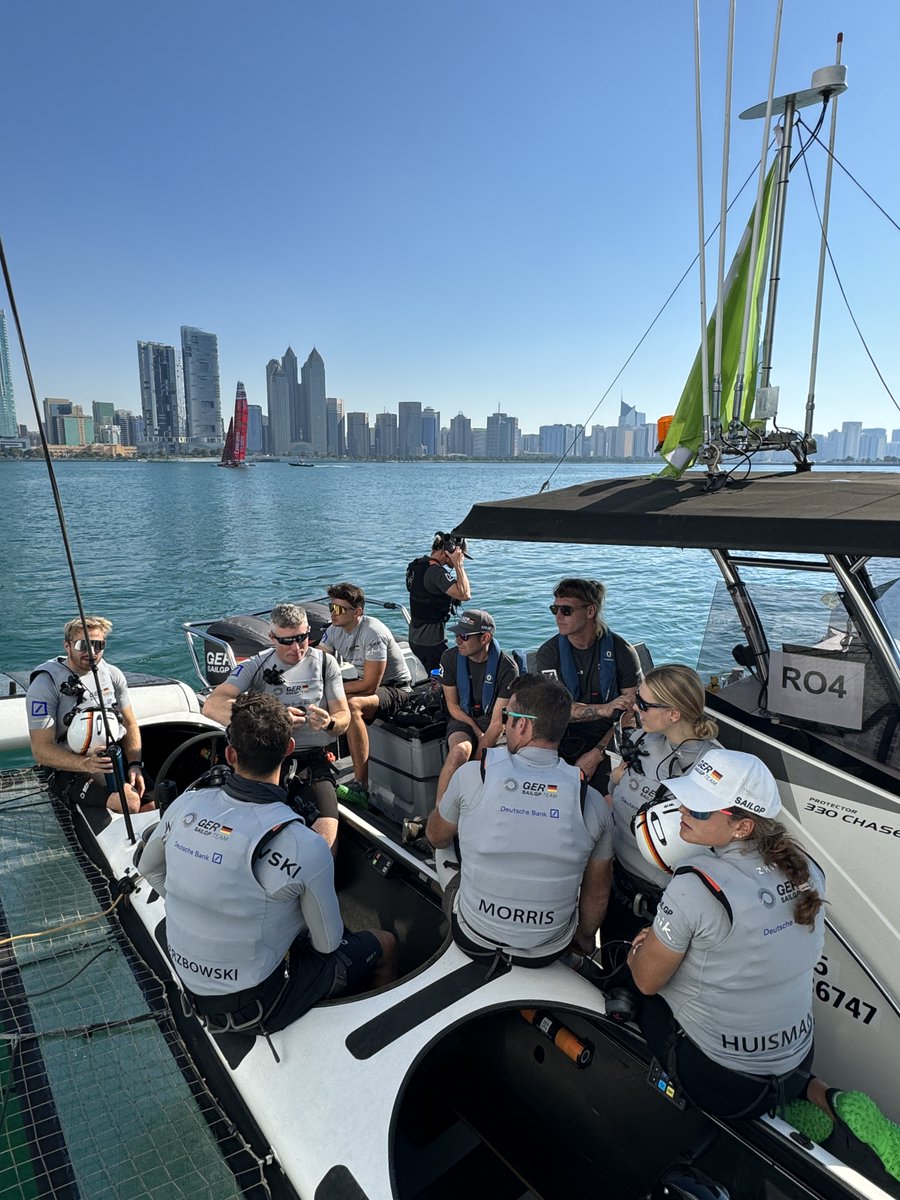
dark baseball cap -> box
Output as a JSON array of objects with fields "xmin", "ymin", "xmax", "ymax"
[{"xmin": 450, "ymin": 609, "xmax": 495, "ymax": 635}]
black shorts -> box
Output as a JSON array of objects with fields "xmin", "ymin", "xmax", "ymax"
[
  {"xmin": 638, "ymin": 994, "xmax": 813, "ymax": 1119},
  {"xmin": 374, "ymin": 684, "xmax": 412, "ymax": 720},
  {"xmin": 445, "ymin": 717, "xmax": 486, "ymax": 742},
  {"xmin": 190, "ymin": 929, "xmax": 383, "ymax": 1034},
  {"xmin": 48, "ymin": 770, "xmax": 110, "ymax": 809}
]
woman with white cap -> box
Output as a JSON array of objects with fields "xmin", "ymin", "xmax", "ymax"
[{"xmin": 627, "ymin": 746, "xmax": 825, "ymax": 1119}]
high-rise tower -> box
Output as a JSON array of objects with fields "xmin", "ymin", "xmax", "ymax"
[
  {"xmin": 137, "ymin": 341, "xmax": 186, "ymax": 449},
  {"xmin": 0, "ymin": 309, "xmax": 16, "ymax": 438},
  {"xmin": 266, "ymin": 357, "xmax": 292, "ymax": 455},
  {"xmin": 181, "ymin": 326, "xmax": 223, "ymax": 446},
  {"xmin": 301, "ymin": 348, "xmax": 327, "ymax": 455}
]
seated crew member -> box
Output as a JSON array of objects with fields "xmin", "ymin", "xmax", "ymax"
[
  {"xmin": 606, "ymin": 664, "xmax": 720, "ymax": 935},
  {"xmin": 434, "ymin": 608, "xmax": 519, "ymax": 799},
  {"xmin": 406, "ymin": 531, "xmax": 472, "ymax": 673},
  {"xmin": 628, "ymin": 747, "xmax": 826, "ymax": 1120},
  {"xmin": 535, "ymin": 577, "xmax": 640, "ymax": 791},
  {"xmin": 319, "ymin": 582, "xmax": 412, "ymax": 806},
  {"xmin": 202, "ymin": 602, "xmax": 349, "ymax": 849},
  {"xmin": 26, "ymin": 616, "xmax": 148, "ymax": 813},
  {"xmin": 426, "ymin": 674, "xmax": 613, "ymax": 964},
  {"xmin": 139, "ymin": 693, "xmax": 396, "ymax": 1034}
]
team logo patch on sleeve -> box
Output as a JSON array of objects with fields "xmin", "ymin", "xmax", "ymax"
[{"xmin": 30, "ymin": 701, "xmax": 49, "ymax": 717}]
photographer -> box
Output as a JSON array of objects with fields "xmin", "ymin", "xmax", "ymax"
[
  {"xmin": 202, "ymin": 602, "xmax": 350, "ymax": 850},
  {"xmin": 406, "ymin": 532, "xmax": 472, "ymax": 672}
]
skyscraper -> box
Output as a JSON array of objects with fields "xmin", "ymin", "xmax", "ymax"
[
  {"xmin": 398, "ymin": 401, "xmax": 422, "ymax": 458},
  {"xmin": 346, "ymin": 412, "xmax": 370, "ymax": 459},
  {"xmin": 0, "ymin": 309, "xmax": 16, "ymax": 438},
  {"xmin": 247, "ymin": 404, "xmax": 264, "ymax": 455},
  {"xmin": 301, "ymin": 348, "xmax": 327, "ymax": 456},
  {"xmin": 181, "ymin": 326, "xmax": 223, "ymax": 447},
  {"xmin": 326, "ymin": 397, "xmax": 345, "ymax": 457},
  {"xmin": 486, "ymin": 411, "xmax": 518, "ymax": 459},
  {"xmin": 421, "ymin": 407, "xmax": 440, "ymax": 457},
  {"xmin": 266, "ymin": 358, "xmax": 292, "ymax": 455},
  {"xmin": 375, "ymin": 411, "xmax": 398, "ymax": 459},
  {"xmin": 137, "ymin": 342, "xmax": 186, "ymax": 449},
  {"xmin": 448, "ymin": 413, "xmax": 473, "ymax": 457},
  {"xmin": 282, "ymin": 347, "xmax": 301, "ymax": 442}
]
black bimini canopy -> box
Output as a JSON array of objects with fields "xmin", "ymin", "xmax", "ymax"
[{"xmin": 455, "ymin": 471, "xmax": 900, "ymax": 558}]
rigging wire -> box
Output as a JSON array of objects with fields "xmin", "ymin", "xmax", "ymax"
[
  {"xmin": 800, "ymin": 121, "xmax": 900, "ymax": 236},
  {"xmin": 796, "ymin": 137, "xmax": 900, "ymax": 417},
  {"xmin": 0, "ymin": 234, "xmax": 137, "ymax": 844},
  {"xmin": 538, "ymin": 154, "xmax": 768, "ymax": 494}
]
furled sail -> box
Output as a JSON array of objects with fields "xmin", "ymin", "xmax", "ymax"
[{"xmin": 660, "ymin": 163, "xmax": 777, "ymax": 476}]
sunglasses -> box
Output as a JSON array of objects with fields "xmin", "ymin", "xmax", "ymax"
[
  {"xmin": 635, "ymin": 693, "xmax": 670, "ymax": 712},
  {"xmin": 455, "ymin": 631, "xmax": 484, "ymax": 641},
  {"xmin": 501, "ymin": 708, "xmax": 537, "ymax": 725},
  {"xmin": 71, "ymin": 639, "xmax": 106, "ymax": 653},
  {"xmin": 270, "ymin": 631, "xmax": 310, "ymax": 645},
  {"xmin": 684, "ymin": 807, "xmax": 737, "ymax": 821},
  {"xmin": 549, "ymin": 603, "xmax": 588, "ymax": 617},
  {"xmin": 328, "ymin": 603, "xmax": 352, "ymax": 614}
]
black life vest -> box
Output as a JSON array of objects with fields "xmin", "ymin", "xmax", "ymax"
[{"xmin": 406, "ymin": 556, "xmax": 454, "ymax": 624}]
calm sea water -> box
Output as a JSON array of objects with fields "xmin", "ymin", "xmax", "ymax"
[
  {"xmin": 1, "ymin": 459, "xmax": 720, "ymax": 686},
  {"xmin": 4, "ymin": 458, "xmax": 895, "ymax": 706}
]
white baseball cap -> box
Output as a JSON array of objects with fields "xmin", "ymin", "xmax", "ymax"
[{"xmin": 663, "ymin": 747, "xmax": 782, "ymax": 819}]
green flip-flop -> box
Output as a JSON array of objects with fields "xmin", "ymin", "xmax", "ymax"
[{"xmin": 830, "ymin": 1090, "xmax": 900, "ymax": 1183}]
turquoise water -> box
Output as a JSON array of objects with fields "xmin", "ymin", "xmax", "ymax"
[{"xmin": 1, "ymin": 459, "xmax": 719, "ymax": 684}]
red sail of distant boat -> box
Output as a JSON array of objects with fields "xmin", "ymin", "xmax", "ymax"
[{"xmin": 218, "ymin": 381, "xmax": 250, "ymax": 467}]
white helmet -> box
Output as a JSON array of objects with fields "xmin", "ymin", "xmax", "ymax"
[
  {"xmin": 634, "ymin": 796, "xmax": 696, "ymax": 874},
  {"xmin": 66, "ymin": 709, "xmax": 123, "ymax": 755}
]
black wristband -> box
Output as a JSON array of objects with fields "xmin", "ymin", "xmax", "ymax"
[{"xmin": 127, "ymin": 760, "xmax": 144, "ymax": 770}]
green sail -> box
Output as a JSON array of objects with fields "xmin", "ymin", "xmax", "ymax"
[{"xmin": 660, "ymin": 162, "xmax": 777, "ymax": 476}]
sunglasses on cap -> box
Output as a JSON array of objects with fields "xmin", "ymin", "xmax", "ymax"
[
  {"xmin": 635, "ymin": 692, "xmax": 670, "ymax": 712},
  {"xmin": 501, "ymin": 708, "xmax": 537, "ymax": 725},
  {"xmin": 270, "ymin": 631, "xmax": 310, "ymax": 645},
  {"xmin": 71, "ymin": 638, "xmax": 106, "ymax": 653},
  {"xmin": 549, "ymin": 603, "xmax": 589, "ymax": 617}
]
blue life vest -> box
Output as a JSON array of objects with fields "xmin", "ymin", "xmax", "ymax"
[
  {"xmin": 558, "ymin": 630, "xmax": 616, "ymax": 703},
  {"xmin": 456, "ymin": 641, "xmax": 502, "ymax": 717}
]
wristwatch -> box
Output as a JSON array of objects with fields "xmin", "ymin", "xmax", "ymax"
[{"xmin": 324, "ymin": 716, "xmax": 335, "ymax": 732}]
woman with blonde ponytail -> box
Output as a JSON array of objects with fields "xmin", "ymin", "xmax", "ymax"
[{"xmin": 609, "ymin": 664, "xmax": 720, "ymax": 905}]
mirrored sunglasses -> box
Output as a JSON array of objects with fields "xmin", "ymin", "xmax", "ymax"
[
  {"xmin": 71, "ymin": 639, "xmax": 106, "ymax": 653},
  {"xmin": 270, "ymin": 631, "xmax": 310, "ymax": 645}
]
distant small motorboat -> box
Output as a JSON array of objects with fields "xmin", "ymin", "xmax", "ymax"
[{"xmin": 289, "ymin": 461, "xmax": 315, "ymax": 467}]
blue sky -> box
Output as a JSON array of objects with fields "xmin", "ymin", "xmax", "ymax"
[{"xmin": 3, "ymin": 1, "xmax": 899, "ymax": 437}]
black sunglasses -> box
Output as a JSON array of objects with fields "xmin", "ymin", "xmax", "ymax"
[
  {"xmin": 270, "ymin": 631, "xmax": 310, "ymax": 645},
  {"xmin": 71, "ymin": 638, "xmax": 106, "ymax": 653},
  {"xmin": 549, "ymin": 603, "xmax": 590, "ymax": 616},
  {"xmin": 635, "ymin": 692, "xmax": 669, "ymax": 712}
]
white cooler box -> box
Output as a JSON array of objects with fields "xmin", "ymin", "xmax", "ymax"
[{"xmin": 367, "ymin": 715, "xmax": 447, "ymax": 823}]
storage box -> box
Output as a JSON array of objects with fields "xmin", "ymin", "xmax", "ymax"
[{"xmin": 367, "ymin": 716, "xmax": 446, "ymax": 823}]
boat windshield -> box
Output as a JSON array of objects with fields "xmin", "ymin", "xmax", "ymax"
[{"xmin": 696, "ymin": 556, "xmax": 900, "ymax": 771}]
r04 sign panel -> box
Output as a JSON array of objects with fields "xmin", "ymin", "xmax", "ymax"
[{"xmin": 769, "ymin": 650, "xmax": 865, "ymax": 730}]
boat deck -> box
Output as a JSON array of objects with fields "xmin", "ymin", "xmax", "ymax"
[{"xmin": 0, "ymin": 771, "xmax": 263, "ymax": 1200}]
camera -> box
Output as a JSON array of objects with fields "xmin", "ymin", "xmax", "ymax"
[
  {"xmin": 263, "ymin": 666, "xmax": 285, "ymax": 685},
  {"xmin": 435, "ymin": 531, "xmax": 470, "ymax": 558}
]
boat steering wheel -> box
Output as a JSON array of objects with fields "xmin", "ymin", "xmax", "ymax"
[{"xmin": 153, "ymin": 730, "xmax": 229, "ymax": 802}]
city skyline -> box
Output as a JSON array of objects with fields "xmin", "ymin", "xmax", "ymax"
[{"xmin": 3, "ymin": 3, "xmax": 900, "ymax": 441}]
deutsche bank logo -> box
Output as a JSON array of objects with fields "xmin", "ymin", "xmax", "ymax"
[
  {"xmin": 550, "ymin": 809, "xmax": 560, "ymax": 819},
  {"xmin": 30, "ymin": 701, "xmax": 48, "ymax": 717},
  {"xmin": 212, "ymin": 853, "xmax": 223, "ymax": 865}
]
